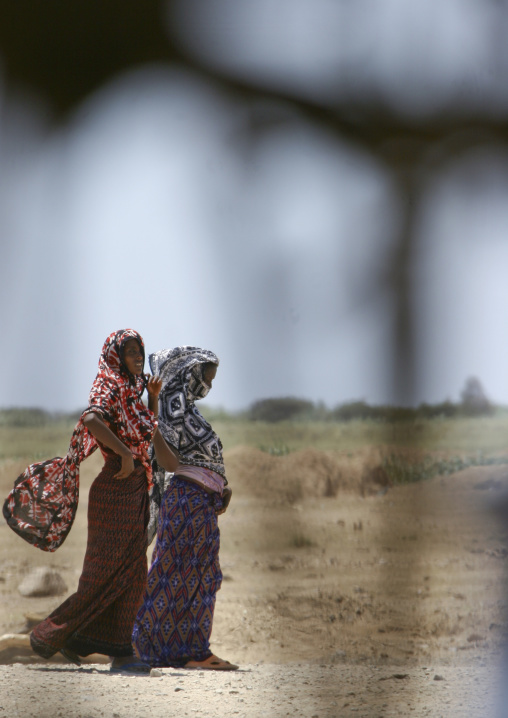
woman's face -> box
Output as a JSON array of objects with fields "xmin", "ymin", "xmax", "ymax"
[
  {"xmin": 202, "ymin": 363, "xmax": 218, "ymax": 388},
  {"xmin": 122, "ymin": 339, "xmax": 144, "ymax": 375}
]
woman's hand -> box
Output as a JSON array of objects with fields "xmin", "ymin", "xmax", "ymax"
[
  {"xmin": 147, "ymin": 375, "xmax": 162, "ymax": 399},
  {"xmin": 216, "ymin": 487, "xmax": 232, "ymax": 515},
  {"xmin": 147, "ymin": 375, "xmax": 162, "ymax": 417},
  {"xmin": 115, "ymin": 449, "xmax": 135, "ymax": 479},
  {"xmin": 83, "ymin": 411, "xmax": 135, "ymax": 479}
]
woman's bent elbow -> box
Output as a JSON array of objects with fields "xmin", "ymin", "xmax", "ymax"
[{"xmin": 83, "ymin": 412, "xmax": 100, "ymax": 427}]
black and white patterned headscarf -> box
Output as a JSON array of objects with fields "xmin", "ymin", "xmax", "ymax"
[{"xmin": 147, "ymin": 346, "xmax": 226, "ymax": 544}]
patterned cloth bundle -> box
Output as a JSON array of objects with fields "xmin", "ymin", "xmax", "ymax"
[{"xmin": 3, "ymin": 329, "xmax": 156, "ymax": 551}]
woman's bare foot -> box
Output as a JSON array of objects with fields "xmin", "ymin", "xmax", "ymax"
[{"xmin": 184, "ymin": 654, "xmax": 239, "ymax": 671}]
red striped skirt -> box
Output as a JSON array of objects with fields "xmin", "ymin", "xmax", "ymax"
[{"xmin": 30, "ymin": 457, "xmax": 149, "ymax": 658}]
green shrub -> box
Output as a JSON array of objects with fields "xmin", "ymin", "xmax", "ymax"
[
  {"xmin": 416, "ymin": 401, "xmax": 458, "ymax": 419},
  {"xmin": 381, "ymin": 451, "xmax": 508, "ymax": 485},
  {"xmin": 258, "ymin": 444, "xmax": 291, "ymax": 456},
  {"xmin": 460, "ymin": 377, "xmax": 494, "ymax": 416},
  {"xmin": 290, "ymin": 532, "xmax": 315, "ymax": 548},
  {"xmin": 332, "ymin": 401, "xmax": 373, "ymax": 421},
  {"xmin": 0, "ymin": 408, "xmax": 51, "ymax": 427},
  {"xmin": 248, "ymin": 397, "xmax": 316, "ymax": 423}
]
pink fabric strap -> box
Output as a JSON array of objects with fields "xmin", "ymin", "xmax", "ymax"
[{"xmin": 176, "ymin": 465, "xmax": 224, "ymax": 495}]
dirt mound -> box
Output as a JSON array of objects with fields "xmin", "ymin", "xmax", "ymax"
[{"xmin": 224, "ymin": 446, "xmax": 389, "ymax": 502}]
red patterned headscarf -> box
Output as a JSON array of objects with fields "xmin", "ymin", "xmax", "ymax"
[
  {"xmin": 3, "ymin": 329, "xmax": 156, "ymax": 552},
  {"xmin": 85, "ymin": 329, "xmax": 156, "ymax": 473}
]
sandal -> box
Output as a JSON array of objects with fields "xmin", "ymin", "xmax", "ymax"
[
  {"xmin": 60, "ymin": 648, "xmax": 81, "ymax": 666},
  {"xmin": 184, "ymin": 654, "xmax": 239, "ymax": 671}
]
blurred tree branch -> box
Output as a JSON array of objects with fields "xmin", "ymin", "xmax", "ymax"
[{"xmin": 1, "ymin": 0, "xmax": 507, "ymax": 403}]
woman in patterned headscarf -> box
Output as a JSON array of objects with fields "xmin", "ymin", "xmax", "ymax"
[
  {"xmin": 3, "ymin": 329, "xmax": 178, "ymax": 673},
  {"xmin": 132, "ymin": 346, "xmax": 237, "ymax": 670}
]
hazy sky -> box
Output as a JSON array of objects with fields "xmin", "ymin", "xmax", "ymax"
[{"xmin": 1, "ymin": 1, "xmax": 508, "ymax": 412}]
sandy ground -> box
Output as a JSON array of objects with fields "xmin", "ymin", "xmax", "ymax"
[
  {"xmin": 1, "ymin": 447, "xmax": 508, "ymax": 717},
  {"xmin": 0, "ymin": 661, "xmax": 503, "ymax": 718}
]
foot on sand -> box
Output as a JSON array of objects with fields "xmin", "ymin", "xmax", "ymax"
[{"xmin": 184, "ymin": 654, "xmax": 239, "ymax": 671}]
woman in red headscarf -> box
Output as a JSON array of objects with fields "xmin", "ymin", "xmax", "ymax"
[{"xmin": 4, "ymin": 329, "xmax": 178, "ymax": 673}]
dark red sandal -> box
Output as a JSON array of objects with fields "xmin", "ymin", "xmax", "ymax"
[{"xmin": 60, "ymin": 648, "xmax": 81, "ymax": 666}]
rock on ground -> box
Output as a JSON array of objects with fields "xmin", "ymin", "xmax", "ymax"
[{"xmin": 17, "ymin": 567, "xmax": 67, "ymax": 597}]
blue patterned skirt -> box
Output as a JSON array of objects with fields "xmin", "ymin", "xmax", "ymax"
[{"xmin": 132, "ymin": 477, "xmax": 223, "ymax": 667}]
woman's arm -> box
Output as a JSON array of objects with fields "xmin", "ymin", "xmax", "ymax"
[
  {"xmin": 147, "ymin": 375, "xmax": 162, "ymax": 418},
  {"xmin": 83, "ymin": 412, "xmax": 135, "ymax": 479},
  {"xmin": 152, "ymin": 427, "xmax": 180, "ymax": 473},
  {"xmin": 146, "ymin": 375, "xmax": 179, "ymax": 471}
]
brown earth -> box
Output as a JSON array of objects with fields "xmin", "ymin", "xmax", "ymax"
[{"xmin": 1, "ymin": 447, "xmax": 508, "ymax": 717}]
